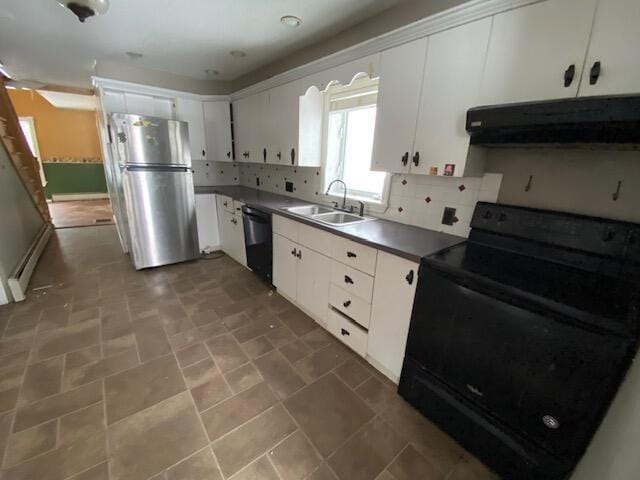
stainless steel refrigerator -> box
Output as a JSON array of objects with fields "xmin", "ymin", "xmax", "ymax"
[{"xmin": 105, "ymin": 113, "xmax": 198, "ymax": 270}]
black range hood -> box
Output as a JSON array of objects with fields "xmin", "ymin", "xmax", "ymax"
[{"xmin": 466, "ymin": 95, "xmax": 640, "ymax": 146}]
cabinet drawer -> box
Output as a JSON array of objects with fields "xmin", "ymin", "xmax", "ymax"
[
  {"xmin": 327, "ymin": 308, "xmax": 367, "ymax": 357},
  {"xmin": 331, "ymin": 236, "xmax": 378, "ymax": 275},
  {"xmin": 233, "ymin": 199, "xmax": 244, "ymax": 214},
  {"xmin": 331, "ymin": 260, "xmax": 374, "ymax": 303},
  {"xmin": 298, "ymin": 223, "xmax": 333, "ymax": 257},
  {"xmin": 329, "ymin": 284, "xmax": 371, "ymax": 329},
  {"xmin": 273, "ymin": 215, "xmax": 299, "ymax": 242},
  {"xmin": 218, "ymin": 195, "xmax": 234, "ymax": 213}
]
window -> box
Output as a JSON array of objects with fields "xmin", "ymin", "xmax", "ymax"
[{"xmin": 323, "ymin": 77, "xmax": 389, "ymax": 205}]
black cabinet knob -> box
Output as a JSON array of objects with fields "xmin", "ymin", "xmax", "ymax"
[
  {"xmin": 296, "ymin": 250, "xmax": 302, "ymax": 259},
  {"xmin": 263, "ymin": 148, "xmax": 267, "ymax": 163},
  {"xmin": 401, "ymin": 152, "xmax": 409, "ymax": 166},
  {"xmin": 344, "ymin": 275, "xmax": 354, "ymax": 285},
  {"xmin": 226, "ymin": 151, "xmax": 231, "ymax": 158},
  {"xmin": 590, "ymin": 61, "xmax": 601, "ymax": 85},
  {"xmin": 277, "ymin": 152, "xmax": 282, "ymax": 160},
  {"xmin": 343, "ymin": 300, "xmax": 351, "ymax": 308},
  {"xmin": 405, "ymin": 270, "xmax": 414, "ymax": 285},
  {"xmin": 564, "ymin": 64, "xmax": 575, "ymax": 87},
  {"xmin": 340, "ymin": 328, "xmax": 350, "ymax": 336},
  {"xmin": 412, "ymin": 152, "xmax": 420, "ymax": 167},
  {"xmin": 290, "ymin": 148, "xmax": 296, "ymax": 165},
  {"xmin": 291, "ymin": 248, "xmax": 297, "ymax": 256},
  {"xmin": 202, "ymin": 149, "xmax": 206, "ymax": 157},
  {"xmin": 346, "ymin": 252, "xmax": 356, "ymax": 258}
]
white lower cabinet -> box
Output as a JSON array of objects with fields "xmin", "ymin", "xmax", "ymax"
[
  {"xmin": 367, "ymin": 252, "xmax": 419, "ymax": 381},
  {"xmin": 273, "ymin": 233, "xmax": 298, "ymax": 300},
  {"xmin": 219, "ymin": 209, "xmax": 246, "ymax": 266},
  {"xmin": 327, "ymin": 309, "xmax": 368, "ymax": 357},
  {"xmin": 296, "ymin": 247, "xmax": 331, "ymax": 326},
  {"xmin": 194, "ymin": 193, "xmax": 220, "ymax": 253}
]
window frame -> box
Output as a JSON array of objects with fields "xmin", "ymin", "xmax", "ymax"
[{"xmin": 320, "ymin": 81, "xmax": 390, "ymax": 212}]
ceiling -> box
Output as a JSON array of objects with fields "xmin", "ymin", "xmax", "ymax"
[{"xmin": 0, "ymin": 0, "xmax": 406, "ymax": 89}]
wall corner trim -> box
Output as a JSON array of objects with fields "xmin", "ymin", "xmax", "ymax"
[{"xmin": 231, "ymin": 0, "xmax": 541, "ymax": 100}]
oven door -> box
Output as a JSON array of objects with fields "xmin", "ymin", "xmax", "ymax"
[{"xmin": 405, "ymin": 263, "xmax": 635, "ymax": 460}]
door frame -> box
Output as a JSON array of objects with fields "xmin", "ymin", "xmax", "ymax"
[{"xmin": 18, "ymin": 116, "xmax": 47, "ymax": 186}]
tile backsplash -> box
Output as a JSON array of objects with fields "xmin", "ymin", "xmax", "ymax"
[
  {"xmin": 192, "ymin": 160, "xmax": 240, "ymax": 186},
  {"xmin": 238, "ymin": 163, "xmax": 502, "ymax": 237}
]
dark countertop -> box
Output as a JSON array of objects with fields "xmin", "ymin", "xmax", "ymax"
[{"xmin": 195, "ymin": 185, "xmax": 465, "ymax": 262}]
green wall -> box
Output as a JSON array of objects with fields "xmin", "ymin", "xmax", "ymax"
[{"xmin": 43, "ymin": 163, "xmax": 107, "ymax": 199}]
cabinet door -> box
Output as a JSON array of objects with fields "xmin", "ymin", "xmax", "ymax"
[
  {"xmin": 578, "ymin": 0, "xmax": 640, "ymax": 96},
  {"xmin": 296, "ymin": 247, "xmax": 331, "ymax": 326},
  {"xmin": 268, "ymin": 82, "xmax": 300, "ymax": 165},
  {"xmin": 232, "ymin": 96, "xmax": 252, "ymax": 163},
  {"xmin": 220, "ymin": 210, "xmax": 235, "ymax": 255},
  {"xmin": 176, "ymin": 98, "xmax": 207, "ymax": 160},
  {"xmin": 370, "ymin": 38, "xmax": 428, "ymax": 174},
  {"xmin": 124, "ymin": 93, "xmax": 174, "ymax": 119},
  {"xmin": 479, "ymin": 0, "xmax": 597, "ymax": 105},
  {"xmin": 231, "ymin": 212, "xmax": 247, "ymax": 266},
  {"xmin": 411, "ymin": 18, "xmax": 491, "ymax": 177},
  {"xmin": 251, "ymin": 91, "xmax": 270, "ymax": 164},
  {"xmin": 195, "ymin": 194, "xmax": 220, "ymax": 253},
  {"xmin": 367, "ymin": 252, "xmax": 419, "ymax": 381},
  {"xmin": 102, "ymin": 91, "xmax": 126, "ymax": 113},
  {"xmin": 203, "ymin": 101, "xmax": 233, "ymax": 162},
  {"xmin": 297, "ymin": 86, "xmax": 324, "ymax": 167},
  {"xmin": 273, "ymin": 233, "xmax": 298, "ymax": 300}
]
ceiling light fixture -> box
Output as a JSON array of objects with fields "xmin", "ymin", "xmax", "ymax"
[
  {"xmin": 229, "ymin": 50, "xmax": 247, "ymax": 58},
  {"xmin": 56, "ymin": 0, "xmax": 110, "ymax": 23},
  {"xmin": 280, "ymin": 15, "xmax": 302, "ymax": 28}
]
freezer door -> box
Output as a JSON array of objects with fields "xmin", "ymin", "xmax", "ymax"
[
  {"xmin": 111, "ymin": 113, "xmax": 191, "ymax": 167},
  {"xmin": 122, "ymin": 167, "xmax": 198, "ymax": 269}
]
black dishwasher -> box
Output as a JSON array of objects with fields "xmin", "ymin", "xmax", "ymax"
[{"xmin": 242, "ymin": 206, "xmax": 272, "ymax": 282}]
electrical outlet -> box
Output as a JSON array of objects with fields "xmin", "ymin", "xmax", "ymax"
[
  {"xmin": 442, "ymin": 207, "xmax": 456, "ymax": 226},
  {"xmin": 285, "ymin": 181, "xmax": 294, "ymax": 192}
]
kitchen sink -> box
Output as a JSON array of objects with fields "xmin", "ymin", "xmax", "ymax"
[
  {"xmin": 286, "ymin": 205, "xmax": 334, "ymax": 216},
  {"xmin": 284, "ymin": 205, "xmax": 375, "ymax": 226}
]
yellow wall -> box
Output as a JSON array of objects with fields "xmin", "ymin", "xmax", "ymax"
[{"xmin": 8, "ymin": 90, "xmax": 101, "ymax": 163}]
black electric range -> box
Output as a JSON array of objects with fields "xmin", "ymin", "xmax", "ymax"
[{"xmin": 398, "ymin": 202, "xmax": 640, "ymax": 480}]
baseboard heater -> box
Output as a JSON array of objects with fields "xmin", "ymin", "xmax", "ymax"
[{"xmin": 8, "ymin": 223, "xmax": 53, "ymax": 302}]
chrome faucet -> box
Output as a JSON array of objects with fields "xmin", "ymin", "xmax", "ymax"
[{"xmin": 325, "ymin": 179, "xmax": 348, "ymax": 211}]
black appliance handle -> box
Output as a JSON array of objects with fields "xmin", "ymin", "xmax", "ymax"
[
  {"xmin": 344, "ymin": 275, "xmax": 354, "ymax": 284},
  {"xmin": 406, "ymin": 270, "xmax": 414, "ymax": 285},
  {"xmin": 589, "ymin": 61, "xmax": 601, "ymax": 85},
  {"xmin": 564, "ymin": 64, "xmax": 575, "ymax": 87},
  {"xmin": 125, "ymin": 165, "xmax": 189, "ymax": 172}
]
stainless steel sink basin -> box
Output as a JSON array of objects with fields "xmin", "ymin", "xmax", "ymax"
[
  {"xmin": 312, "ymin": 212, "xmax": 372, "ymax": 226},
  {"xmin": 284, "ymin": 205, "xmax": 375, "ymax": 227},
  {"xmin": 286, "ymin": 205, "xmax": 334, "ymax": 216}
]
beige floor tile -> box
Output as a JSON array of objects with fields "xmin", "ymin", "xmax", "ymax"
[
  {"xmin": 269, "ymin": 430, "xmax": 321, "ymax": 480},
  {"xmin": 241, "ymin": 336, "xmax": 274, "ymax": 359},
  {"xmin": 254, "ymin": 350, "xmax": 306, "ymax": 399},
  {"xmin": 230, "ymin": 456, "xmax": 280, "ymax": 480},
  {"xmin": 232, "ymin": 316, "xmax": 281, "ymax": 344},
  {"xmin": 60, "ymin": 402, "xmax": 104, "ymax": 446},
  {"xmin": 176, "ymin": 343, "xmax": 210, "ymax": 368},
  {"xmin": 132, "ymin": 319, "xmax": 172, "ymax": 362},
  {"xmin": 355, "ymin": 376, "xmax": 397, "ymax": 413},
  {"xmin": 308, "ymin": 463, "xmax": 339, "ymax": 480},
  {"xmin": 103, "ymin": 333, "xmax": 137, "ymax": 357},
  {"xmin": 66, "ymin": 345, "xmax": 101, "ymax": 369},
  {"xmin": 3, "ymin": 419, "xmax": 57, "ymax": 467},
  {"xmin": 13, "ymin": 380, "xmax": 102, "ymax": 432},
  {"xmin": 190, "ymin": 375, "xmax": 232, "ymax": 411},
  {"xmin": 200, "ymin": 382, "xmax": 278, "ymax": 441},
  {"xmin": 284, "ymin": 373, "xmax": 375, "ymax": 458},
  {"xmin": 328, "ymin": 417, "xmax": 407, "ymax": 480},
  {"xmin": 294, "ymin": 343, "xmax": 352, "ymax": 382},
  {"xmin": 68, "ymin": 461, "xmax": 109, "ymax": 480},
  {"xmin": 64, "ymin": 349, "xmax": 138, "ymax": 390},
  {"xmin": 388, "ymin": 444, "xmax": 443, "ymax": 480},
  {"xmin": 374, "ymin": 471, "xmax": 396, "ymax": 480},
  {"xmin": 166, "ymin": 447, "xmax": 222, "ymax": 480},
  {"xmin": 225, "ymin": 362, "xmax": 263, "ymax": 393},
  {"xmin": 0, "ymin": 387, "xmax": 19, "ymax": 413},
  {"xmin": 278, "ymin": 309, "xmax": 317, "ymax": 337},
  {"xmin": 280, "ymin": 339, "xmax": 311, "ymax": 363},
  {"xmin": 222, "ymin": 311, "xmax": 251, "ymax": 331},
  {"xmin": 108, "ymin": 391, "xmax": 208, "ymax": 480},
  {"xmin": 182, "ymin": 357, "xmax": 218, "ymax": 388},
  {"xmin": 334, "ymin": 358, "xmax": 372, "ymax": 388},
  {"xmin": 0, "ymin": 411, "xmax": 14, "ymax": 464},
  {"xmin": 206, "ymin": 334, "xmax": 248, "ymax": 372},
  {"xmin": 33, "ymin": 318, "xmax": 100, "ymax": 361},
  {"xmin": 265, "ymin": 325, "xmax": 297, "ymax": 348},
  {"xmin": 0, "ymin": 364, "xmax": 25, "ymax": 393},
  {"xmin": 301, "ymin": 328, "xmax": 335, "ymax": 351},
  {"xmin": 212, "ymin": 404, "xmax": 297, "ymax": 477},
  {"xmin": 105, "ymin": 354, "xmax": 185, "ymax": 424}
]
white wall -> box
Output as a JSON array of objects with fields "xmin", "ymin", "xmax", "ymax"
[{"xmin": 0, "ymin": 145, "xmax": 44, "ymax": 304}]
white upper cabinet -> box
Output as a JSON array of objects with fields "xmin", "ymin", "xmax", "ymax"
[
  {"xmin": 175, "ymin": 98, "xmax": 207, "ymax": 160},
  {"xmin": 232, "ymin": 95, "xmax": 254, "ymax": 163},
  {"xmin": 479, "ymin": 0, "xmax": 597, "ymax": 105},
  {"xmin": 124, "ymin": 93, "xmax": 174, "ymax": 119},
  {"xmin": 411, "ymin": 18, "xmax": 491, "ymax": 177},
  {"xmin": 268, "ymin": 81, "xmax": 301, "ymax": 165},
  {"xmin": 203, "ymin": 101, "xmax": 233, "ymax": 162},
  {"xmin": 578, "ymin": 0, "xmax": 640, "ymax": 96},
  {"xmin": 297, "ymin": 86, "xmax": 323, "ymax": 167},
  {"xmin": 371, "ymin": 38, "xmax": 428, "ymax": 174},
  {"xmin": 102, "ymin": 91, "xmax": 126, "ymax": 113}
]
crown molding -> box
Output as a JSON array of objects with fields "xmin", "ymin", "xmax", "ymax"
[
  {"xmin": 231, "ymin": 0, "xmax": 542, "ymax": 100},
  {"xmin": 92, "ymin": 76, "xmax": 230, "ymax": 102}
]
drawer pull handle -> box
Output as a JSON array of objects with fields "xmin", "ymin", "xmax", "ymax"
[
  {"xmin": 291, "ymin": 248, "xmax": 297, "ymax": 257},
  {"xmin": 346, "ymin": 251, "xmax": 357, "ymax": 258},
  {"xmin": 341, "ymin": 328, "xmax": 350, "ymax": 336},
  {"xmin": 343, "ymin": 300, "xmax": 351, "ymax": 308},
  {"xmin": 344, "ymin": 275, "xmax": 354, "ymax": 285},
  {"xmin": 405, "ymin": 270, "xmax": 414, "ymax": 285},
  {"xmin": 223, "ymin": 201, "xmax": 228, "ymax": 207},
  {"xmin": 297, "ymin": 250, "xmax": 302, "ymax": 259}
]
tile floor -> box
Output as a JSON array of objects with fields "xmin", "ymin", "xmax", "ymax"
[
  {"xmin": 48, "ymin": 200, "xmax": 114, "ymax": 229},
  {"xmin": 0, "ymin": 226, "xmax": 498, "ymax": 480}
]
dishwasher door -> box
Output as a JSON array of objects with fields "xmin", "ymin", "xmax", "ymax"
[{"xmin": 242, "ymin": 206, "xmax": 272, "ymax": 282}]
